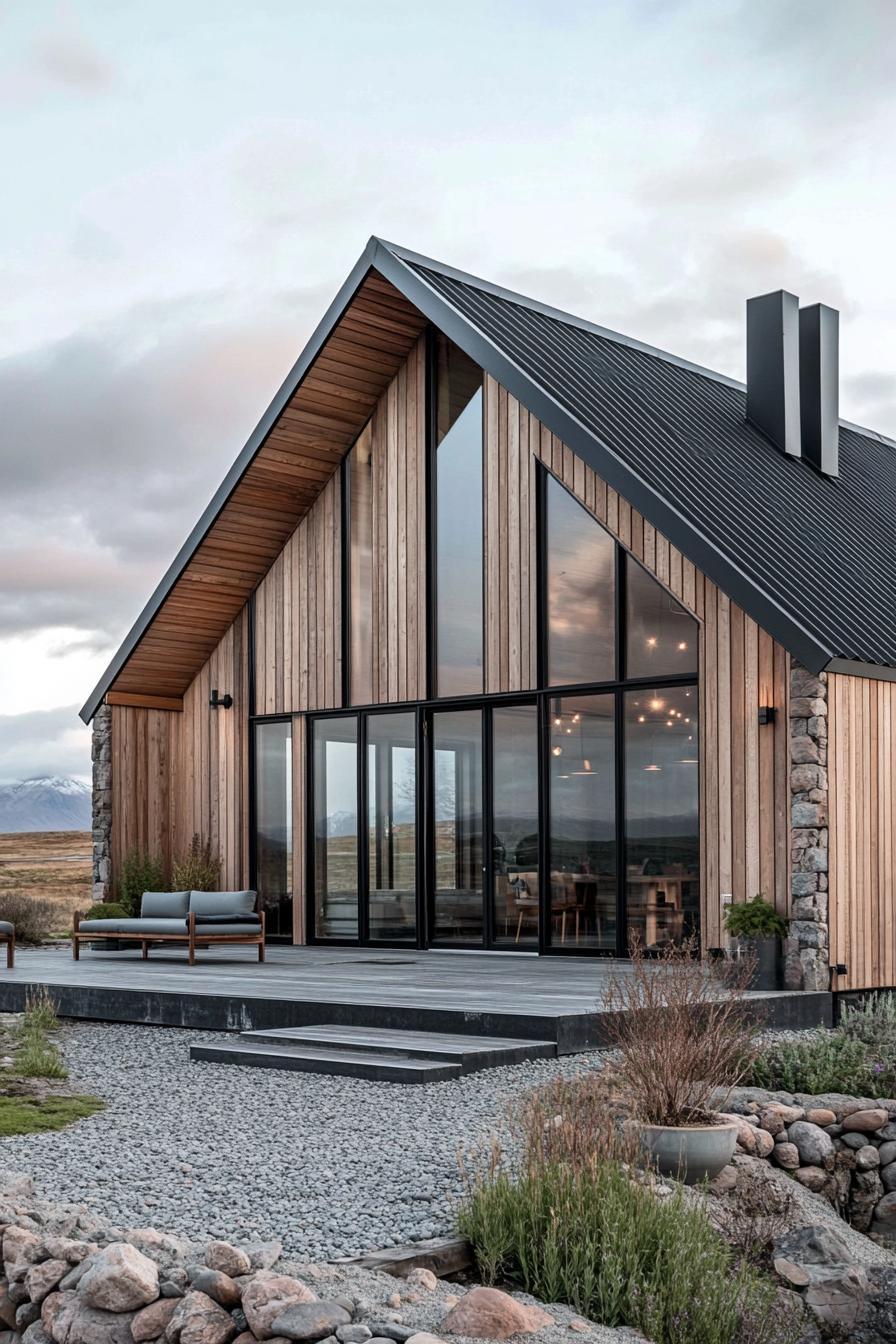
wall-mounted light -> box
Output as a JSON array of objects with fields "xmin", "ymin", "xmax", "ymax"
[
  {"xmin": 758, "ymin": 705, "xmax": 776, "ymax": 726},
  {"xmin": 209, "ymin": 688, "xmax": 233, "ymax": 710}
]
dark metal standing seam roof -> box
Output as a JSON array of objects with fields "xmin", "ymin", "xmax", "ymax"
[
  {"xmin": 81, "ymin": 235, "xmax": 896, "ymax": 721},
  {"xmin": 388, "ymin": 249, "xmax": 896, "ymax": 674}
]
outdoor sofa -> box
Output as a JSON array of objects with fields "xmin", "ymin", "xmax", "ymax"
[{"xmin": 72, "ymin": 890, "xmax": 265, "ymax": 965}]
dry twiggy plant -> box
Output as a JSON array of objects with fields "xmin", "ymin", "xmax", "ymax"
[{"xmin": 603, "ymin": 936, "xmax": 763, "ymax": 1126}]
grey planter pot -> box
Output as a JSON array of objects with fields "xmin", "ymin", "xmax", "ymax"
[
  {"xmin": 638, "ymin": 1121, "xmax": 739, "ymax": 1185},
  {"xmin": 733, "ymin": 935, "xmax": 783, "ymax": 990}
]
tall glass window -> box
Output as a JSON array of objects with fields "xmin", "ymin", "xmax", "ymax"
[
  {"xmin": 432, "ymin": 708, "xmax": 483, "ymax": 943},
  {"xmin": 435, "ymin": 335, "xmax": 483, "ymax": 697},
  {"xmin": 548, "ymin": 694, "xmax": 616, "ymax": 950},
  {"xmin": 347, "ymin": 427, "xmax": 374, "ymax": 705},
  {"xmin": 367, "ymin": 712, "xmax": 417, "ymax": 941},
  {"xmin": 546, "ymin": 474, "xmax": 615, "ymax": 686},
  {"xmin": 625, "ymin": 686, "xmax": 699, "ymax": 949},
  {"xmin": 254, "ymin": 720, "xmax": 292, "ymax": 939},
  {"xmin": 313, "ymin": 717, "xmax": 358, "ymax": 939},
  {"xmin": 626, "ymin": 559, "xmax": 698, "ymax": 679},
  {"xmin": 491, "ymin": 705, "xmax": 539, "ymax": 946}
]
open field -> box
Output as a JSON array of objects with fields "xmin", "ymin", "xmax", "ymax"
[{"xmin": 0, "ymin": 831, "xmax": 92, "ymax": 932}]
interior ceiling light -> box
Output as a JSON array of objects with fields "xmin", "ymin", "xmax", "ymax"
[
  {"xmin": 646, "ymin": 636, "xmax": 658, "ymax": 647},
  {"xmin": 645, "ymin": 764, "xmax": 662, "ymax": 772},
  {"xmin": 677, "ymin": 641, "xmax": 688, "ymax": 651},
  {"xmin": 552, "ymin": 745, "xmax": 563, "ymax": 757},
  {"xmin": 650, "ymin": 697, "xmax": 664, "ymax": 710}
]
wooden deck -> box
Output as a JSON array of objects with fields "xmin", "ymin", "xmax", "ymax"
[{"xmin": 0, "ymin": 944, "xmax": 832, "ymax": 1053}]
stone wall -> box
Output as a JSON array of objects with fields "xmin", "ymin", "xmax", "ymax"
[
  {"xmin": 786, "ymin": 664, "xmax": 830, "ymax": 992},
  {"xmin": 91, "ymin": 705, "xmax": 112, "ymax": 905}
]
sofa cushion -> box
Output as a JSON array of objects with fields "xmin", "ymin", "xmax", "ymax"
[
  {"xmin": 77, "ymin": 918, "xmax": 187, "ymax": 935},
  {"xmin": 189, "ymin": 890, "xmax": 257, "ymax": 918},
  {"xmin": 0, "ymin": 920, "xmax": 14, "ymax": 936},
  {"xmin": 190, "ymin": 922, "xmax": 264, "ymax": 936},
  {"xmin": 141, "ymin": 891, "xmax": 190, "ymax": 918},
  {"xmin": 191, "ymin": 912, "xmax": 260, "ymax": 926}
]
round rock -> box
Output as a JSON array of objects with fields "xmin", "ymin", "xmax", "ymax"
[
  {"xmin": 271, "ymin": 1300, "xmax": 352, "ymax": 1342},
  {"xmin": 789, "ymin": 1121, "xmax": 834, "ymax": 1166}
]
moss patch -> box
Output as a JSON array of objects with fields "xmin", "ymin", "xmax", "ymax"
[{"xmin": 0, "ymin": 1093, "xmax": 103, "ymax": 1137}]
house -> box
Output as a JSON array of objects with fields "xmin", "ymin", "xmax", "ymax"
[{"xmin": 81, "ymin": 239, "xmax": 896, "ymax": 993}]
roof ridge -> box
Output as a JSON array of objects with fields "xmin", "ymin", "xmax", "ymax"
[{"xmin": 374, "ymin": 237, "xmax": 896, "ymax": 452}]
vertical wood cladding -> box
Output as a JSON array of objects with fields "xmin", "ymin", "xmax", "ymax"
[
  {"xmin": 829, "ymin": 673, "xmax": 896, "ymax": 991},
  {"xmin": 253, "ymin": 334, "xmax": 426, "ymax": 713},
  {"xmin": 483, "ymin": 377, "xmax": 792, "ymax": 939},
  {"xmin": 110, "ymin": 609, "xmax": 250, "ymax": 895}
]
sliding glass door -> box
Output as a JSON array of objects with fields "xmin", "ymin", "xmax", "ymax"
[
  {"xmin": 430, "ymin": 708, "xmax": 484, "ymax": 944},
  {"xmin": 367, "ymin": 712, "xmax": 418, "ymax": 941}
]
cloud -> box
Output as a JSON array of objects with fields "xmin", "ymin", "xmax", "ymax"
[
  {"xmin": 636, "ymin": 155, "xmax": 799, "ymax": 208},
  {"xmin": 0, "ymin": 705, "xmax": 90, "ymax": 785},
  {"xmin": 32, "ymin": 26, "xmax": 114, "ymax": 92},
  {"xmin": 0, "ymin": 291, "xmax": 324, "ymax": 641}
]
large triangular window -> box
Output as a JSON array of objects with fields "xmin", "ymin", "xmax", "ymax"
[
  {"xmin": 545, "ymin": 474, "xmax": 615, "ymax": 686},
  {"xmin": 626, "ymin": 558, "xmax": 698, "ymax": 678}
]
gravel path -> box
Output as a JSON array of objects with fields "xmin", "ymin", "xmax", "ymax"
[{"xmin": 0, "ymin": 1021, "xmax": 607, "ymax": 1260}]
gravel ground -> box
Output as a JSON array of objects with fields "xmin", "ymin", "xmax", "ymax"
[{"xmin": 0, "ymin": 1021, "xmax": 609, "ymax": 1260}]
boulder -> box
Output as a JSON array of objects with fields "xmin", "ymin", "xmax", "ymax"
[
  {"xmin": 805, "ymin": 1109, "xmax": 837, "ymax": 1127},
  {"xmin": 871, "ymin": 1191, "xmax": 896, "ymax": 1239},
  {"xmin": 132, "ymin": 1297, "xmax": 179, "ymax": 1342},
  {"xmin": 773, "ymin": 1224, "xmax": 853, "ymax": 1267},
  {"xmin": 271, "ymin": 1301, "xmax": 352, "ymax": 1341},
  {"xmin": 772, "ymin": 1142, "xmax": 801, "ymax": 1170},
  {"xmin": 774, "ymin": 1258, "xmax": 810, "ymax": 1288},
  {"xmin": 204, "ymin": 1243, "xmax": 252, "ymax": 1279},
  {"xmin": 878, "ymin": 1141, "xmax": 896, "ymax": 1167},
  {"xmin": 804, "ymin": 1266, "xmax": 868, "ymax": 1332},
  {"xmin": 22, "ymin": 1323, "xmax": 52, "ymax": 1344},
  {"xmin": 243, "ymin": 1242, "xmax": 284, "ymax": 1271},
  {"xmin": 43, "ymin": 1292, "xmax": 137, "ymax": 1344},
  {"xmin": 78, "ymin": 1243, "xmax": 159, "ymax": 1313},
  {"xmin": 753, "ymin": 1128, "xmax": 775, "ymax": 1158},
  {"xmin": 125, "ymin": 1228, "xmax": 190, "ymax": 1266},
  {"xmin": 794, "ymin": 1167, "xmax": 831, "ymax": 1194},
  {"xmin": 856, "ymin": 1145, "xmax": 881, "ymax": 1171},
  {"xmin": 190, "ymin": 1270, "xmax": 241, "ymax": 1310},
  {"xmin": 40, "ymin": 1240, "xmax": 95, "ymax": 1266},
  {"xmin": 441, "ymin": 1288, "xmax": 553, "ymax": 1339},
  {"xmin": 883, "ymin": 1165, "xmax": 896, "ymax": 1194},
  {"xmin": 759, "ymin": 1107, "xmax": 786, "ymax": 1137},
  {"xmin": 4, "ymin": 1226, "xmax": 41, "ymax": 1282},
  {"xmin": 242, "ymin": 1275, "xmax": 318, "ymax": 1341},
  {"xmin": 336, "ymin": 1328, "xmax": 373, "ymax": 1344},
  {"xmin": 843, "ymin": 1108, "xmax": 889, "ymax": 1133},
  {"xmin": 405, "ymin": 1336, "xmax": 447, "ymax": 1344},
  {"xmin": 24, "ymin": 1260, "xmax": 68, "ymax": 1305},
  {"xmin": 789, "ymin": 1122, "xmax": 834, "ymax": 1166},
  {"xmin": 164, "ymin": 1289, "xmax": 237, "ymax": 1344},
  {"xmin": 404, "ymin": 1269, "xmax": 438, "ymax": 1292}
]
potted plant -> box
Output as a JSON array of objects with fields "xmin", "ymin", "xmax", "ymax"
[
  {"xmin": 724, "ymin": 894, "xmax": 787, "ymax": 991},
  {"xmin": 604, "ymin": 937, "xmax": 758, "ymax": 1184}
]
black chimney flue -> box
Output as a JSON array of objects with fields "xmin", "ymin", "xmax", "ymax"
[
  {"xmin": 746, "ymin": 290, "xmax": 801, "ymax": 457},
  {"xmin": 799, "ymin": 303, "xmax": 839, "ymax": 477}
]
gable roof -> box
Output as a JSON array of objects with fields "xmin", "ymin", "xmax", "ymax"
[{"xmin": 81, "ymin": 237, "xmax": 896, "ymax": 721}]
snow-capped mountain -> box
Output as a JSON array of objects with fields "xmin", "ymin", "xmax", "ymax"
[{"xmin": 0, "ymin": 777, "xmax": 91, "ymax": 833}]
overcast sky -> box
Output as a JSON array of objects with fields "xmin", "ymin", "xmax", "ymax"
[{"xmin": 1, "ymin": 0, "xmax": 894, "ymax": 784}]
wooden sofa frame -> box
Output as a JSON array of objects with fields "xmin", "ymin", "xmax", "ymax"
[{"xmin": 71, "ymin": 910, "xmax": 266, "ymax": 966}]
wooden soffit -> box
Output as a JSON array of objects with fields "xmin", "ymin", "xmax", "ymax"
[{"xmin": 82, "ymin": 267, "xmax": 427, "ymax": 716}]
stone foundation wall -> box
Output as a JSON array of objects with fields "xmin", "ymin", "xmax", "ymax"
[
  {"xmin": 723, "ymin": 1086, "xmax": 896, "ymax": 1244},
  {"xmin": 91, "ymin": 705, "xmax": 112, "ymax": 905},
  {"xmin": 786, "ymin": 664, "xmax": 831, "ymax": 992}
]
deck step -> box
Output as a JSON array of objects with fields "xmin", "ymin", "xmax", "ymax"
[
  {"xmin": 190, "ymin": 1022, "xmax": 558, "ymax": 1081},
  {"xmin": 190, "ymin": 1038, "xmax": 462, "ymax": 1083},
  {"xmin": 241, "ymin": 1024, "xmax": 557, "ymax": 1071}
]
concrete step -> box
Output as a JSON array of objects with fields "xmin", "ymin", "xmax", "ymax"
[
  {"xmin": 190, "ymin": 1038, "xmax": 462, "ymax": 1083},
  {"xmin": 241, "ymin": 1024, "xmax": 557, "ymax": 1071}
]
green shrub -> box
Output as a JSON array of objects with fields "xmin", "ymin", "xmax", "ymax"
[
  {"xmin": 459, "ymin": 1155, "xmax": 792, "ymax": 1344},
  {"xmin": 172, "ymin": 834, "xmax": 220, "ymax": 892},
  {"xmin": 83, "ymin": 902, "xmax": 129, "ymax": 921},
  {"xmin": 0, "ymin": 892, "xmax": 60, "ymax": 943},
  {"xmin": 751, "ymin": 1030, "xmax": 874, "ymax": 1094},
  {"xmin": 117, "ymin": 850, "xmax": 165, "ymax": 915},
  {"xmin": 724, "ymin": 895, "xmax": 787, "ymax": 939}
]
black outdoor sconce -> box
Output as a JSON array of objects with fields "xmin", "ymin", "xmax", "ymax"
[
  {"xmin": 758, "ymin": 705, "xmax": 776, "ymax": 726},
  {"xmin": 209, "ymin": 688, "xmax": 233, "ymax": 710}
]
